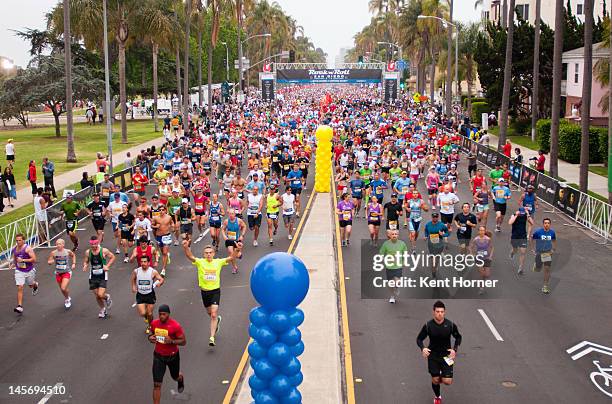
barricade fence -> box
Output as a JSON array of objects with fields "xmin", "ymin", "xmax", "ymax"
[
  {"xmin": 446, "ymin": 124, "xmax": 612, "ymax": 240},
  {"xmin": 0, "ymin": 143, "xmax": 183, "ymax": 266}
]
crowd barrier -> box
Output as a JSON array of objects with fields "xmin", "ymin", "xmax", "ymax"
[{"xmin": 446, "ymin": 124, "xmax": 612, "ymax": 241}]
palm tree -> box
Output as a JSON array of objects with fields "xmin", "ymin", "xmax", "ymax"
[
  {"xmin": 174, "ymin": 7, "xmax": 182, "ymax": 114},
  {"xmin": 497, "ymin": 0, "xmax": 516, "ymax": 150},
  {"xmin": 63, "ymin": 0, "xmax": 76, "ymax": 162},
  {"xmin": 141, "ymin": 0, "xmax": 175, "ymax": 132},
  {"xmin": 549, "ymin": 0, "xmax": 565, "ymax": 178},
  {"xmin": 580, "ymin": 0, "xmax": 595, "ymax": 192},
  {"xmin": 182, "ymin": 0, "xmax": 193, "ymax": 129},
  {"xmin": 530, "ymin": 0, "xmax": 541, "ymax": 142},
  {"xmin": 458, "ymin": 22, "xmax": 479, "ymax": 118},
  {"xmin": 206, "ymin": 0, "xmax": 223, "ymax": 117},
  {"xmin": 444, "ymin": 0, "xmax": 454, "ymax": 117}
]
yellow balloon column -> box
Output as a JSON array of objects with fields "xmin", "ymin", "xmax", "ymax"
[{"xmin": 314, "ymin": 125, "xmax": 333, "ymax": 193}]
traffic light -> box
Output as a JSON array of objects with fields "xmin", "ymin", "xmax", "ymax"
[
  {"xmin": 289, "ymin": 50, "xmax": 295, "ymax": 63},
  {"xmin": 358, "ymin": 55, "xmax": 364, "ymax": 64}
]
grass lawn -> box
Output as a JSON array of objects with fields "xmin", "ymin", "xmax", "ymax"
[
  {"xmin": 0, "ymin": 119, "xmax": 162, "ymax": 189},
  {"xmin": 589, "ymin": 165, "xmax": 609, "ymax": 178},
  {"xmin": 488, "ymin": 127, "xmax": 540, "ymax": 150}
]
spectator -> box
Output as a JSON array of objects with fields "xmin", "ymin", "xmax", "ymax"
[
  {"xmin": 96, "ymin": 153, "xmax": 109, "ymax": 173},
  {"xmin": 478, "ymin": 130, "xmax": 490, "ymax": 147},
  {"xmin": 534, "ymin": 150, "xmax": 546, "ymax": 174},
  {"xmin": 3, "ymin": 166, "xmax": 16, "ymax": 206},
  {"xmin": 27, "ymin": 160, "xmax": 37, "ymax": 197},
  {"xmin": 514, "ymin": 148, "xmax": 524, "ymax": 165},
  {"xmin": 502, "ymin": 140, "xmax": 512, "ymax": 158},
  {"xmin": 80, "ymin": 171, "xmax": 94, "ymax": 190},
  {"xmin": 42, "ymin": 186, "xmax": 54, "ymax": 207},
  {"xmin": 125, "ymin": 152, "xmax": 133, "ymax": 169},
  {"xmin": 42, "ymin": 157, "xmax": 57, "ymax": 198},
  {"xmin": 34, "ymin": 187, "xmax": 48, "ymax": 244},
  {"xmin": 5, "ymin": 139, "xmax": 15, "ymax": 166}
]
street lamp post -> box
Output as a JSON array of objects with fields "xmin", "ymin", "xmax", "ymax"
[
  {"xmin": 240, "ymin": 33, "xmax": 271, "ymax": 90},
  {"xmin": 102, "ymin": 0, "xmax": 113, "ymax": 173},
  {"xmin": 221, "ymin": 41, "xmax": 230, "ymax": 82},
  {"xmin": 418, "ymin": 15, "xmax": 459, "ymax": 115},
  {"xmin": 377, "ymin": 41, "xmax": 402, "ymax": 63}
]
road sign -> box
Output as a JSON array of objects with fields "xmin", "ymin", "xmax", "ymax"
[
  {"xmin": 397, "ymin": 59, "xmax": 407, "ymax": 71},
  {"xmin": 263, "ymin": 62, "xmax": 273, "ymax": 72},
  {"xmin": 281, "ymin": 51, "xmax": 289, "ymax": 59},
  {"xmin": 386, "ymin": 61, "xmax": 396, "ymax": 72},
  {"xmin": 234, "ymin": 58, "xmax": 250, "ymax": 69}
]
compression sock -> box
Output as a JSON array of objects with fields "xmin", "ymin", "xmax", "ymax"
[{"xmin": 432, "ymin": 383, "xmax": 441, "ymax": 397}]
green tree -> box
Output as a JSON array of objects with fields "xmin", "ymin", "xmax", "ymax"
[{"xmin": 498, "ymin": 0, "xmax": 516, "ymax": 149}]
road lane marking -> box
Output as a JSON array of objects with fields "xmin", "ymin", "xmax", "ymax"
[
  {"xmin": 221, "ymin": 187, "xmax": 317, "ymax": 404},
  {"xmin": 477, "ymin": 309, "xmax": 504, "ymax": 342},
  {"xmin": 567, "ymin": 341, "xmax": 612, "ymax": 360},
  {"xmin": 100, "ymin": 334, "xmax": 109, "ymax": 340},
  {"xmin": 37, "ymin": 382, "xmax": 63, "ymax": 404}
]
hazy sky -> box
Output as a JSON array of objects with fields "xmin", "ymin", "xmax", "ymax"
[{"xmin": 1, "ymin": 0, "xmax": 480, "ymax": 68}]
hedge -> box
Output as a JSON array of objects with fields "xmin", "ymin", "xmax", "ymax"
[
  {"xmin": 471, "ymin": 101, "xmax": 490, "ymax": 125},
  {"xmin": 463, "ymin": 97, "xmax": 487, "ymax": 109},
  {"xmin": 537, "ymin": 118, "xmax": 608, "ymax": 163}
]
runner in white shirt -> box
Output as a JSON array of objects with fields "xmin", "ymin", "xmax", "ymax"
[
  {"xmin": 437, "ymin": 185, "xmax": 460, "ymax": 233},
  {"xmin": 134, "ymin": 212, "xmax": 153, "ymax": 241},
  {"xmin": 246, "ymin": 187, "xmax": 264, "ymax": 246},
  {"xmin": 107, "ymin": 196, "xmax": 127, "ymax": 254},
  {"xmin": 281, "ymin": 187, "xmax": 296, "ymax": 240}
]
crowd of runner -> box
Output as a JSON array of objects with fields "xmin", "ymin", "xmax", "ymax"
[{"xmin": 8, "ymin": 85, "xmax": 559, "ymax": 404}]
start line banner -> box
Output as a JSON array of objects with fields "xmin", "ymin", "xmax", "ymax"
[{"xmin": 276, "ymin": 69, "xmax": 382, "ymax": 84}]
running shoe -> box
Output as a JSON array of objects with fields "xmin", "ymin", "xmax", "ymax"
[
  {"xmin": 99, "ymin": 308, "xmax": 107, "ymax": 318},
  {"xmin": 177, "ymin": 377, "xmax": 185, "ymax": 393},
  {"xmin": 347, "ymin": 239, "xmax": 350, "ymax": 245},
  {"xmin": 389, "ymin": 296, "xmax": 396, "ymax": 304},
  {"xmin": 216, "ymin": 315, "xmax": 222, "ymax": 335},
  {"xmin": 32, "ymin": 282, "xmax": 39, "ymax": 296},
  {"xmin": 160, "ymin": 268, "xmax": 166, "ymax": 277},
  {"xmin": 209, "ymin": 336, "xmax": 216, "ymax": 346},
  {"xmin": 341, "ymin": 240, "xmax": 346, "ymax": 247},
  {"xmin": 542, "ymin": 285, "xmax": 550, "ymax": 294},
  {"xmin": 145, "ymin": 326, "xmax": 151, "ymax": 334},
  {"xmin": 269, "ymin": 238, "xmax": 274, "ymax": 246},
  {"xmin": 14, "ymin": 305, "xmax": 23, "ymax": 314},
  {"xmin": 273, "ymin": 228, "xmax": 277, "ymax": 235},
  {"xmin": 105, "ymin": 294, "xmax": 113, "ymax": 309},
  {"xmin": 509, "ymin": 251, "xmax": 515, "ymax": 260},
  {"xmin": 434, "ymin": 397, "xmax": 442, "ymax": 404},
  {"xmin": 115, "ymin": 248, "xmax": 120, "ymax": 254},
  {"xmin": 253, "ymin": 240, "xmax": 258, "ymax": 247},
  {"xmin": 174, "ymin": 240, "xmax": 179, "ymax": 246},
  {"xmin": 495, "ymin": 226, "xmax": 501, "ymax": 232},
  {"xmin": 232, "ymin": 268, "xmax": 238, "ymax": 274},
  {"xmin": 64, "ymin": 297, "xmax": 72, "ymax": 309},
  {"xmin": 517, "ymin": 267, "xmax": 524, "ymax": 275},
  {"xmin": 123, "ymin": 256, "xmax": 129, "ymax": 263},
  {"xmin": 288, "ymin": 234, "xmax": 293, "ymax": 240}
]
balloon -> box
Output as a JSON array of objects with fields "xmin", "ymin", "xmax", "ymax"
[
  {"xmin": 280, "ymin": 388, "xmax": 302, "ymax": 404},
  {"xmin": 288, "ymin": 371, "xmax": 303, "ymax": 387},
  {"xmin": 270, "ymin": 375, "xmax": 291, "ymax": 396},
  {"xmin": 249, "ymin": 374, "xmax": 268, "ymax": 391},
  {"xmin": 280, "ymin": 357, "xmax": 301, "ymax": 376},
  {"xmin": 279, "ymin": 327, "xmax": 301, "ymax": 346},
  {"xmin": 255, "ymin": 390, "xmax": 279, "ymax": 404},
  {"xmin": 268, "ymin": 310, "xmax": 291, "ymax": 333},
  {"xmin": 256, "ymin": 326, "xmax": 277, "ymax": 347},
  {"xmin": 287, "ymin": 308, "xmax": 304, "ymax": 327},
  {"xmin": 267, "ymin": 342, "xmax": 291, "ymax": 366},
  {"xmin": 249, "ymin": 341, "xmax": 267, "ymax": 359},
  {"xmin": 250, "ymin": 253, "xmax": 309, "ymax": 310},
  {"xmin": 249, "ymin": 324, "xmax": 260, "ymax": 339},
  {"xmin": 250, "ymin": 307, "xmax": 269, "ymax": 326},
  {"xmin": 254, "ymin": 358, "xmax": 278, "ymax": 380},
  {"xmin": 289, "ymin": 341, "xmax": 305, "ymax": 357}
]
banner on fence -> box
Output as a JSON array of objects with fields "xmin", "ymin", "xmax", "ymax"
[
  {"xmin": 520, "ymin": 166, "xmax": 539, "ymax": 190},
  {"xmin": 536, "ymin": 173, "xmax": 558, "ymax": 206},
  {"xmin": 554, "ymin": 184, "xmax": 581, "ymax": 218}
]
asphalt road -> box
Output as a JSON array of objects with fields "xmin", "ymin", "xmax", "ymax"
[
  {"xmin": 341, "ymin": 161, "xmax": 612, "ymax": 404},
  {"xmin": 0, "ymin": 167, "xmax": 314, "ymax": 404}
]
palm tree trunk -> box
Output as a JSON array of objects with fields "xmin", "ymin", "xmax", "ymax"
[
  {"xmin": 579, "ymin": 0, "xmax": 594, "ymax": 192},
  {"xmin": 182, "ymin": 0, "xmax": 192, "ymax": 131},
  {"xmin": 207, "ymin": 39, "xmax": 213, "ymax": 118},
  {"xmin": 429, "ymin": 48, "xmax": 436, "ymax": 103},
  {"xmin": 531, "ymin": 0, "xmax": 541, "ymax": 142},
  {"xmin": 119, "ymin": 41, "xmax": 128, "ymax": 143},
  {"xmin": 153, "ymin": 43, "xmax": 159, "ymax": 132},
  {"xmin": 176, "ymin": 46, "xmax": 182, "ymax": 111},
  {"xmin": 64, "ymin": 0, "xmax": 76, "ymax": 162},
  {"xmin": 198, "ymin": 27, "xmax": 203, "ymax": 110},
  {"xmin": 445, "ymin": 0, "xmax": 454, "ymax": 117},
  {"xmin": 498, "ymin": 0, "xmax": 516, "ymax": 151},
  {"xmin": 502, "ymin": 0, "xmax": 508, "ymax": 28},
  {"xmin": 549, "ymin": 0, "xmax": 565, "ymax": 178},
  {"xmin": 608, "ymin": 6, "xmax": 612, "ymax": 203},
  {"xmin": 467, "ymin": 69, "xmax": 474, "ymax": 120}
]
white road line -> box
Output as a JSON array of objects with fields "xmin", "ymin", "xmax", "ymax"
[
  {"xmin": 37, "ymin": 382, "xmax": 63, "ymax": 404},
  {"xmin": 100, "ymin": 333, "xmax": 109, "ymax": 340},
  {"xmin": 477, "ymin": 309, "xmax": 504, "ymax": 342}
]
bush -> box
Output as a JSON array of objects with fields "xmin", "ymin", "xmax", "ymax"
[
  {"xmin": 463, "ymin": 97, "xmax": 487, "ymax": 109},
  {"xmin": 510, "ymin": 118, "xmax": 531, "ymax": 136},
  {"xmin": 471, "ymin": 101, "xmax": 490, "ymax": 125},
  {"xmin": 556, "ymin": 124, "xmax": 605, "ymax": 164},
  {"xmin": 597, "ymin": 128, "xmax": 609, "ymax": 165},
  {"xmin": 536, "ymin": 119, "xmax": 551, "ymax": 152}
]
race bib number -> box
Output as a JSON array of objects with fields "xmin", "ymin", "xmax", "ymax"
[
  {"xmin": 248, "ymin": 206, "xmax": 259, "ymax": 216},
  {"xmin": 273, "ymin": 157, "xmax": 279, "ymax": 162},
  {"xmin": 429, "ymin": 233, "xmax": 440, "ymax": 244},
  {"xmin": 17, "ymin": 261, "xmax": 27, "ymax": 269},
  {"xmin": 389, "ymin": 221, "xmax": 398, "ymax": 230},
  {"xmin": 460, "ymin": 226, "xmax": 467, "ymax": 232},
  {"xmin": 211, "ymin": 215, "xmax": 220, "ymax": 221},
  {"xmin": 161, "ymin": 234, "xmax": 173, "ymax": 244},
  {"xmin": 300, "ymin": 164, "xmax": 306, "ymax": 170},
  {"xmin": 342, "ymin": 211, "xmax": 351, "ymax": 221},
  {"xmin": 496, "ymin": 189, "xmax": 505, "ymax": 198},
  {"xmin": 402, "ymin": 186, "xmax": 409, "ymax": 193},
  {"xmin": 94, "ymin": 211, "xmax": 102, "ymax": 217},
  {"xmin": 154, "ymin": 328, "xmax": 168, "ymax": 344},
  {"xmin": 443, "ymin": 356, "xmax": 454, "ymax": 366},
  {"xmin": 227, "ymin": 231, "xmax": 237, "ymax": 240},
  {"xmin": 204, "ymin": 270, "xmax": 217, "ymax": 281},
  {"xmin": 479, "ymin": 250, "xmax": 488, "ymax": 256},
  {"xmin": 268, "ymin": 213, "xmax": 278, "ymax": 219},
  {"xmin": 283, "ymin": 208, "xmax": 294, "ymax": 215},
  {"xmin": 283, "ymin": 165, "xmax": 290, "ymax": 171},
  {"xmin": 92, "ymin": 266, "xmax": 104, "ymax": 275},
  {"xmin": 195, "ymin": 203, "xmax": 204, "ymax": 211},
  {"xmin": 293, "ymin": 180, "xmax": 301, "ymax": 186},
  {"xmin": 540, "ymin": 252, "xmax": 552, "ymax": 262},
  {"xmin": 102, "ymin": 188, "xmax": 110, "ymax": 197},
  {"xmin": 476, "ymin": 205, "xmax": 484, "ymax": 213}
]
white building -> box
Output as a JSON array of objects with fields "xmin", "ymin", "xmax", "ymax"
[
  {"xmin": 481, "ymin": 0, "xmax": 607, "ymax": 26},
  {"xmin": 335, "ymin": 48, "xmax": 350, "ymax": 68}
]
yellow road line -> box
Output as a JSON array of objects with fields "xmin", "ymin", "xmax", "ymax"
[
  {"xmin": 331, "ymin": 176, "xmax": 356, "ymax": 404},
  {"xmin": 221, "ymin": 188, "xmax": 317, "ymax": 404}
]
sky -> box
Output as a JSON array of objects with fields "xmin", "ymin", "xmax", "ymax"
[{"xmin": 0, "ymin": 0, "xmax": 480, "ymax": 68}]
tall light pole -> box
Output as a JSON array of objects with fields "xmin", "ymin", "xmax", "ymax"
[
  {"xmin": 418, "ymin": 15, "xmax": 458, "ymax": 116},
  {"xmin": 221, "ymin": 41, "xmax": 230, "ymax": 82},
  {"xmin": 376, "ymin": 41, "xmax": 402, "ymax": 62},
  {"xmin": 64, "ymin": 0, "xmax": 76, "ymax": 162},
  {"xmin": 102, "ymin": 0, "xmax": 113, "ymax": 173},
  {"xmin": 182, "ymin": 0, "xmax": 192, "ymax": 129},
  {"xmin": 241, "ymin": 33, "xmax": 271, "ymax": 89},
  {"xmin": 237, "ymin": 0, "xmax": 243, "ymax": 93}
]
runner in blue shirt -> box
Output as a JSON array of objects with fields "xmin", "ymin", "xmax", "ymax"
[
  {"xmin": 530, "ymin": 218, "xmax": 557, "ymax": 294},
  {"xmin": 393, "ymin": 171, "xmax": 412, "ymax": 203},
  {"xmin": 349, "ymin": 172, "xmax": 366, "ymax": 216},
  {"xmin": 369, "ymin": 173, "xmax": 388, "ymax": 205},
  {"xmin": 424, "ymin": 213, "xmax": 449, "ymax": 277},
  {"xmin": 491, "ymin": 179, "xmax": 511, "ymax": 232},
  {"xmin": 286, "ymin": 164, "xmax": 304, "ymax": 216}
]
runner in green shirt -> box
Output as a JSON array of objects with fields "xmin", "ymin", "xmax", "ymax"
[
  {"xmin": 167, "ymin": 191, "xmax": 182, "ymax": 246},
  {"xmin": 489, "ymin": 164, "xmax": 504, "ymax": 183},
  {"xmin": 182, "ymin": 241, "xmax": 238, "ymax": 347},
  {"xmin": 359, "ymin": 166, "xmax": 373, "ymax": 207},
  {"xmin": 389, "ymin": 165, "xmax": 402, "ymax": 189},
  {"xmin": 61, "ymin": 193, "xmax": 82, "ymax": 251},
  {"xmin": 378, "ymin": 229, "xmax": 408, "ymax": 303}
]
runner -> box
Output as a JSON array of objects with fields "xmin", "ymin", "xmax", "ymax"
[
  {"xmin": 86, "ymin": 192, "xmax": 107, "ymax": 243},
  {"xmin": 508, "ymin": 207, "xmax": 533, "ymax": 275},
  {"xmin": 281, "ymin": 187, "xmax": 297, "ymax": 240},
  {"xmin": 118, "ymin": 204, "xmax": 136, "ymax": 263},
  {"xmin": 336, "ymin": 192, "xmax": 355, "ymax": 247},
  {"xmin": 491, "ymin": 179, "xmax": 512, "ymax": 232},
  {"xmin": 47, "ymin": 238, "xmax": 76, "ymax": 309},
  {"xmin": 177, "ymin": 198, "xmax": 196, "ymax": 243},
  {"xmin": 182, "ymin": 240, "xmax": 239, "ymax": 346},
  {"xmin": 416, "ymin": 301, "xmax": 462, "ymax": 404},
  {"xmin": 519, "ymin": 184, "xmax": 538, "ymax": 236},
  {"xmin": 383, "ymin": 193, "xmax": 403, "ymax": 232},
  {"xmin": 130, "ymin": 236, "xmax": 160, "ymax": 268},
  {"xmin": 151, "ymin": 205, "xmax": 174, "ymax": 277},
  {"xmin": 266, "ymin": 186, "xmax": 281, "ymax": 245},
  {"xmin": 107, "ymin": 193, "xmax": 126, "ymax": 254},
  {"xmin": 192, "ymin": 187, "xmax": 209, "ymax": 241},
  {"xmin": 454, "ymin": 203, "xmax": 478, "ymax": 255},
  {"xmin": 470, "ymin": 226, "xmax": 494, "ymax": 295},
  {"xmin": 366, "ymin": 195, "xmax": 383, "ymax": 246},
  {"xmin": 133, "ymin": 210, "xmax": 153, "ymax": 241},
  {"xmin": 130, "ymin": 254, "xmax": 164, "ymax": 333},
  {"xmin": 348, "ymin": 171, "xmax": 365, "ymax": 218},
  {"xmin": 286, "ymin": 163, "xmax": 304, "ymax": 217},
  {"xmin": 531, "ymin": 218, "xmax": 557, "ymax": 294},
  {"xmin": 369, "ymin": 172, "xmax": 387, "ymax": 206},
  {"xmin": 473, "ymin": 185, "xmax": 491, "ymax": 226},
  {"xmin": 11, "ymin": 234, "xmax": 38, "ymax": 314},
  {"xmin": 61, "ymin": 193, "xmax": 82, "ymax": 251},
  {"xmin": 426, "ymin": 167, "xmax": 441, "ymax": 211},
  {"xmin": 149, "ymin": 304, "xmax": 185, "ymax": 404},
  {"xmin": 405, "ymin": 190, "xmax": 429, "ymax": 253},
  {"xmin": 423, "ymin": 213, "xmax": 449, "ymax": 277},
  {"xmin": 167, "ymin": 190, "xmax": 183, "ymax": 245},
  {"xmin": 132, "ymin": 165, "xmax": 149, "ymax": 202},
  {"xmin": 378, "ymin": 229, "xmax": 408, "ymax": 303},
  {"xmin": 437, "ymin": 185, "xmax": 460, "ymax": 233},
  {"xmin": 82, "ymin": 236, "xmax": 115, "ymax": 318},
  {"xmin": 392, "ymin": 171, "xmax": 412, "ymax": 227},
  {"xmin": 207, "ymin": 194, "xmax": 225, "ymax": 249},
  {"xmin": 220, "ymin": 209, "xmax": 246, "ymax": 274},
  {"xmin": 246, "ymin": 185, "xmax": 264, "ymax": 246}
]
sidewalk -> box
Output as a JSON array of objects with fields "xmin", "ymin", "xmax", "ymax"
[
  {"xmin": 1, "ymin": 135, "xmax": 166, "ymax": 213},
  {"xmin": 236, "ymin": 193, "xmax": 343, "ymax": 403},
  {"xmin": 489, "ymin": 133, "xmax": 609, "ymax": 196}
]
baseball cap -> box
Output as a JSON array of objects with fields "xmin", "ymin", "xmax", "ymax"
[
  {"xmin": 158, "ymin": 304, "xmax": 171, "ymax": 313},
  {"xmin": 181, "ymin": 198, "xmax": 189, "ymax": 204},
  {"xmin": 518, "ymin": 207, "xmax": 526, "ymax": 214},
  {"xmin": 391, "ymin": 193, "xmax": 398, "ymax": 198},
  {"xmin": 66, "ymin": 192, "xmax": 73, "ymax": 198},
  {"xmin": 431, "ymin": 212, "xmax": 440, "ymax": 218}
]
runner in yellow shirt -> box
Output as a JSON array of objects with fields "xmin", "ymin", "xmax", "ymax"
[{"xmin": 181, "ymin": 240, "xmax": 238, "ymax": 347}]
